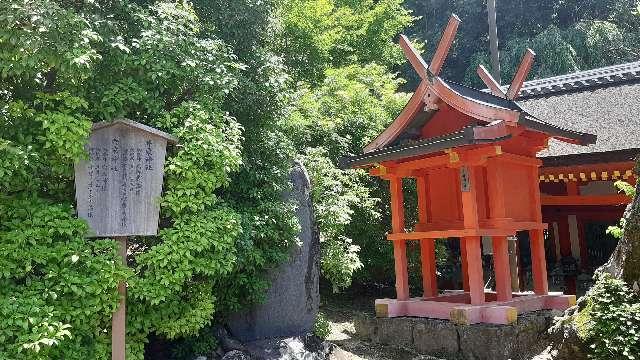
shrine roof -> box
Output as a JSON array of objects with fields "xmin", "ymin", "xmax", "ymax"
[
  {"xmin": 516, "ymin": 60, "xmax": 640, "ymax": 99},
  {"xmin": 442, "ymin": 78, "xmax": 523, "ymax": 111},
  {"xmin": 341, "ymin": 122, "xmax": 510, "ymax": 169},
  {"xmin": 517, "ymin": 69, "xmax": 640, "ymax": 160},
  {"xmin": 342, "ymin": 15, "xmax": 599, "ymax": 169}
]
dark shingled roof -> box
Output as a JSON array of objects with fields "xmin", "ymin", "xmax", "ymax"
[
  {"xmin": 385, "ymin": 79, "xmax": 594, "ymax": 149},
  {"xmin": 519, "ymin": 79, "xmax": 640, "ymax": 159},
  {"xmin": 518, "ymin": 61, "xmax": 640, "ymax": 99}
]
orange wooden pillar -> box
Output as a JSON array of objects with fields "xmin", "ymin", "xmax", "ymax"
[
  {"xmin": 417, "ymin": 175, "xmax": 438, "ymax": 298},
  {"xmin": 529, "ymin": 229, "xmax": 549, "ymax": 295},
  {"xmin": 389, "ymin": 176, "xmax": 410, "ymax": 301},
  {"xmin": 460, "ymin": 166, "xmax": 484, "ymax": 305},
  {"xmin": 492, "ymin": 236, "xmax": 512, "ymax": 301},
  {"xmin": 529, "ymin": 166, "xmax": 549, "ymax": 295},
  {"xmin": 486, "ymin": 158, "xmax": 512, "ymax": 301}
]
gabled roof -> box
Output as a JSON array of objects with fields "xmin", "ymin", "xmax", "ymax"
[
  {"xmin": 471, "ymin": 60, "xmax": 640, "ymax": 161},
  {"xmin": 362, "ymin": 77, "xmax": 595, "ymax": 157},
  {"xmin": 344, "ymin": 15, "xmax": 597, "ymax": 169}
]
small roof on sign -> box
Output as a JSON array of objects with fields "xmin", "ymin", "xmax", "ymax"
[{"xmin": 92, "ymin": 119, "xmax": 179, "ymax": 144}]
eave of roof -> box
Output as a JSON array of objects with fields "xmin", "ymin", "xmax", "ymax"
[
  {"xmin": 519, "ymin": 114, "xmax": 596, "ymax": 145},
  {"xmin": 341, "ymin": 123, "xmax": 511, "ymax": 169},
  {"xmin": 541, "ymin": 148, "xmax": 639, "ymax": 167},
  {"xmin": 491, "ymin": 60, "xmax": 640, "ymax": 99}
]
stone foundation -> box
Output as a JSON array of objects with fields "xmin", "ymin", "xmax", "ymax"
[{"xmin": 354, "ymin": 310, "xmax": 564, "ymax": 360}]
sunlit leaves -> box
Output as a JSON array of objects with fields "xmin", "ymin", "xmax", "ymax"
[
  {"xmin": 276, "ymin": 0, "xmax": 413, "ymax": 84},
  {"xmin": 576, "ymin": 273, "xmax": 640, "ymax": 360},
  {"xmin": 0, "ymin": 196, "xmax": 129, "ymax": 358}
]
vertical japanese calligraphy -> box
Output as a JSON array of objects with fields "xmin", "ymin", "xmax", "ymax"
[{"xmin": 74, "ymin": 120, "xmax": 173, "ymax": 237}]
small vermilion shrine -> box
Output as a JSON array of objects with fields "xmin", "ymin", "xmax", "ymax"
[{"xmin": 342, "ymin": 15, "xmax": 597, "ymax": 325}]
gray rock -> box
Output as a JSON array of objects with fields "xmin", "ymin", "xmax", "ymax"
[
  {"xmin": 221, "ymin": 350, "xmax": 251, "ymax": 360},
  {"xmin": 245, "ymin": 334, "xmax": 333, "ymax": 360},
  {"xmin": 458, "ymin": 324, "xmax": 518, "ymax": 360},
  {"xmin": 412, "ymin": 319, "xmax": 458, "ymax": 356},
  {"xmin": 228, "ymin": 161, "xmax": 320, "ymax": 342},
  {"xmin": 352, "ymin": 313, "xmax": 378, "ymax": 342},
  {"xmin": 214, "ymin": 325, "xmax": 248, "ymax": 352},
  {"xmin": 354, "ymin": 311, "xmax": 563, "ymax": 360},
  {"xmin": 377, "ymin": 317, "xmax": 414, "ymax": 347}
]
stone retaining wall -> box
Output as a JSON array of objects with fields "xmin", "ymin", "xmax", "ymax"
[{"xmin": 354, "ymin": 310, "xmax": 563, "ymax": 360}]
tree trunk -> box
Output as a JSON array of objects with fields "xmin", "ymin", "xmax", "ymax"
[{"xmin": 599, "ymin": 158, "xmax": 640, "ymax": 286}]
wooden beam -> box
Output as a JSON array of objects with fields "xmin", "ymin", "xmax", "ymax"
[
  {"xmin": 506, "ymin": 49, "xmax": 535, "ymax": 100},
  {"xmin": 477, "ymin": 65, "xmax": 506, "ymax": 98},
  {"xmin": 391, "ymin": 153, "xmax": 451, "ymax": 172},
  {"xmin": 387, "ymin": 228, "xmax": 517, "ymax": 240},
  {"xmin": 389, "ymin": 176, "xmax": 409, "ymax": 301},
  {"xmin": 417, "ymin": 176, "xmax": 438, "ymax": 298},
  {"xmin": 492, "ymin": 236, "xmax": 512, "ymax": 301},
  {"xmin": 530, "ymin": 229, "xmax": 549, "ymax": 295},
  {"xmin": 399, "ymin": 35, "xmax": 429, "ymax": 81},
  {"xmin": 463, "ymin": 236, "xmax": 485, "ymax": 305},
  {"xmin": 541, "ymin": 194, "xmax": 632, "ymax": 206},
  {"xmin": 429, "ymin": 14, "xmax": 461, "ymax": 76},
  {"xmin": 112, "ymin": 237, "xmax": 127, "ymax": 360}
]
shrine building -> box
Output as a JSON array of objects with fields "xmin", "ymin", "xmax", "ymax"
[
  {"xmin": 340, "ymin": 15, "xmax": 637, "ymax": 324},
  {"xmin": 518, "ymin": 61, "xmax": 640, "ymax": 293}
]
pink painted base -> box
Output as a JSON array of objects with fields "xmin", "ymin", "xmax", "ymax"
[{"xmin": 375, "ymin": 291, "xmax": 576, "ymax": 325}]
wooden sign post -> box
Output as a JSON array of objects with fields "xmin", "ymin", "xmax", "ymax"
[{"xmin": 74, "ymin": 119, "xmax": 177, "ymax": 360}]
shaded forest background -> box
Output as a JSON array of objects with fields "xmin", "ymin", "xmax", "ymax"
[
  {"xmin": 402, "ymin": 0, "xmax": 640, "ymax": 89},
  {"xmin": 1, "ymin": 0, "xmax": 639, "ymax": 359}
]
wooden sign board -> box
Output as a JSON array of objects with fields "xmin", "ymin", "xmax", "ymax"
[{"xmin": 74, "ymin": 119, "xmax": 178, "ymax": 237}]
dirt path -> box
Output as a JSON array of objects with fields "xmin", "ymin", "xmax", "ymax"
[{"xmin": 322, "ymin": 295, "xmax": 445, "ymax": 360}]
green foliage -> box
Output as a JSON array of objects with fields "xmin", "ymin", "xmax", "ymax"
[
  {"xmin": 575, "ymin": 273, "xmax": 640, "ymax": 360},
  {"xmin": 287, "ymin": 64, "xmax": 408, "ymax": 159},
  {"xmin": 302, "ymin": 148, "xmax": 368, "ymax": 291},
  {"xmin": 287, "ymin": 64, "xmax": 407, "ymax": 291},
  {"xmin": 0, "ymin": 0, "xmax": 271, "ymax": 358},
  {"xmin": 277, "ymin": 0, "xmax": 413, "ymax": 84},
  {"xmin": 196, "ymin": 0, "xmax": 301, "ymax": 314},
  {"xmin": 169, "ymin": 326, "xmax": 218, "ymax": 360},
  {"xmin": 312, "ymin": 312, "xmax": 332, "ymax": 340},
  {"xmin": 607, "ymin": 181, "xmax": 636, "ymax": 239},
  {"xmin": 0, "ymin": 196, "xmax": 129, "ymax": 359}
]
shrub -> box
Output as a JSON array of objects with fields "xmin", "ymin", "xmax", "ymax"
[
  {"xmin": 313, "ymin": 312, "xmax": 332, "ymax": 340},
  {"xmin": 576, "ymin": 273, "xmax": 640, "ymax": 360}
]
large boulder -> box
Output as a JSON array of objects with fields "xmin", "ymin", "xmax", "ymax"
[{"xmin": 228, "ymin": 161, "xmax": 320, "ymax": 342}]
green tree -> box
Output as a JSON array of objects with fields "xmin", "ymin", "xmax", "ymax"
[
  {"xmin": 277, "ymin": 0, "xmax": 413, "ymax": 84},
  {"xmin": 287, "ymin": 64, "xmax": 408, "ymax": 290},
  {"xmin": 0, "ymin": 1, "xmax": 250, "ymax": 358}
]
